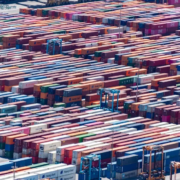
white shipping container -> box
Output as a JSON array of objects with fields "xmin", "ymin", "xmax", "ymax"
[
  {"xmin": 28, "ymin": 164, "xmax": 66, "ymax": 174},
  {"xmin": 147, "ymin": 103, "xmax": 165, "ymax": 113},
  {"xmin": 158, "ymin": 124, "xmax": 176, "ymax": 128},
  {"xmin": 39, "ymin": 140, "xmax": 61, "ymax": 152},
  {"xmin": 29, "ymin": 123, "xmax": 47, "ymax": 134},
  {"xmin": 72, "ymin": 143, "xmax": 105, "ymax": 159},
  {"xmin": 77, "ymin": 141, "xmax": 96, "ymax": 146},
  {"xmin": 0, "ymin": 121, "xmax": 5, "ymax": 125},
  {"xmin": 78, "ymin": 110, "xmax": 110, "ymax": 121},
  {"xmin": 138, "ymin": 75, "xmax": 154, "ymax": 84},
  {"xmin": 56, "ymin": 165, "xmax": 76, "ymax": 177},
  {"xmin": 11, "ymin": 86, "xmax": 19, "ymax": 93},
  {"xmin": 172, "ymin": 125, "xmax": 180, "ymax": 129},
  {"xmin": 125, "ymin": 117, "xmax": 143, "ymax": 121},
  {"xmin": 51, "ymin": 135, "xmax": 70, "ymax": 141},
  {"xmin": 86, "ymin": 128, "xmax": 104, "ymax": 133},
  {"xmin": 37, "ymin": 78, "xmax": 53, "ymax": 84},
  {"xmin": 163, "ymin": 128, "xmax": 180, "ymax": 134},
  {"xmin": 1, "ymin": 171, "xmax": 28, "ymax": 179},
  {"xmin": 103, "ymin": 122, "xmax": 134, "ymax": 130},
  {"xmin": 118, "ymin": 128, "xmax": 137, "ymax": 134},
  {"xmin": 104, "ymin": 120, "xmax": 120, "ymax": 124},
  {"xmin": 22, "ymin": 148, "xmax": 31, "ymax": 155},
  {"xmin": 48, "ymin": 151, "xmax": 56, "ymax": 164},
  {"xmin": 52, "ymin": 128, "xmax": 69, "ymax": 134},
  {"xmin": 12, "ymin": 173, "xmax": 38, "ymax": 180},
  {"xmin": 95, "ymin": 130, "xmax": 112, "ymax": 135},
  {"xmin": 128, "ymin": 130, "xmax": 143, "ymax": 135},
  {"xmin": 85, "ymin": 109, "xmax": 103, "ymax": 114},
  {"xmin": 107, "ymin": 58, "xmax": 115, "ymax": 64},
  {"xmin": 19, "ymin": 80, "xmax": 38, "ymax": 89},
  {"xmin": 0, "ymin": 157, "xmax": 8, "ymax": 164},
  {"xmin": 34, "ymin": 118, "xmax": 56, "ymax": 124},
  {"xmin": 0, "ymin": 131, "xmax": 11, "ymax": 134},
  {"xmin": 56, "ymin": 144, "xmax": 76, "ymax": 162},
  {"xmin": 36, "ymin": 169, "xmax": 58, "ymax": 179},
  {"xmin": 87, "ymin": 76, "xmax": 104, "ymax": 81},
  {"xmin": 107, "ymin": 27, "xmax": 123, "ymax": 34},
  {"xmin": 176, "ymin": 100, "xmax": 180, "ymax": 106},
  {"xmin": 57, "ymin": 173, "xmax": 75, "ymax": 180},
  {"xmin": 93, "ymin": 137, "xmax": 111, "ymax": 142},
  {"xmin": 39, "ymin": 151, "xmax": 50, "ymax": 158},
  {"xmin": 162, "ymin": 95, "xmax": 179, "ymax": 103},
  {"xmin": 70, "ymin": 126, "xmax": 87, "ymax": 130},
  {"xmin": 13, "ymin": 152, "xmax": 22, "ymax": 159},
  {"xmin": 72, "ymin": 147, "xmax": 93, "ymax": 159},
  {"xmin": 149, "ymin": 122, "xmax": 168, "ymax": 128},
  {"xmin": 10, "ymin": 120, "xmax": 23, "ymax": 124},
  {"xmin": 0, "ymin": 149, "xmax": 5, "ymax": 157},
  {"xmin": 83, "ymin": 142, "xmax": 103, "ymax": 147}
]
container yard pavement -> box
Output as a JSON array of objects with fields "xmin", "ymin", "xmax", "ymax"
[{"xmin": 0, "ymin": 0, "xmax": 47, "ymax": 14}]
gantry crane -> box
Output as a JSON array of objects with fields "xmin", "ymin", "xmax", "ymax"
[
  {"xmin": 97, "ymin": 88, "xmax": 121, "ymax": 112},
  {"xmin": 140, "ymin": 145, "xmax": 165, "ymax": 180},
  {"xmin": 46, "ymin": 38, "xmax": 62, "ymax": 55},
  {"xmin": 79, "ymin": 154, "xmax": 101, "ymax": 180},
  {"xmin": 170, "ymin": 161, "xmax": 180, "ymax": 180}
]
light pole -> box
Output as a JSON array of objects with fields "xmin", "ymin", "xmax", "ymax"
[
  {"xmin": 135, "ymin": 58, "xmax": 141, "ymax": 102},
  {"xmin": 12, "ymin": 162, "xmax": 17, "ymax": 180}
]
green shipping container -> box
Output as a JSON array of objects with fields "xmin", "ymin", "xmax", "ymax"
[
  {"xmin": 40, "ymin": 99, "xmax": 48, "ymax": 105},
  {"xmin": 53, "ymin": 103, "xmax": 65, "ymax": 108},
  {"xmin": 41, "ymin": 84, "xmax": 59, "ymax": 93},
  {"xmin": 76, "ymin": 133, "xmax": 95, "ymax": 142},
  {"xmin": 0, "ymin": 142, "xmax": 5, "ymax": 149},
  {"xmin": 86, "ymin": 104, "xmax": 100, "ymax": 109},
  {"xmin": 5, "ymin": 151, "xmax": 13, "ymax": 159},
  {"xmin": 119, "ymin": 77, "xmax": 134, "ymax": 86},
  {"xmin": 28, "ymin": 162, "xmax": 49, "ymax": 169}
]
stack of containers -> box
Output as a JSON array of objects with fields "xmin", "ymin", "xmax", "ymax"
[
  {"xmin": 40, "ymin": 84, "xmax": 59, "ymax": 105},
  {"xmin": 5, "ymin": 133, "xmax": 27, "ymax": 159},
  {"xmin": 3, "ymin": 35, "xmax": 20, "ymax": 49},
  {"xmin": 63, "ymin": 88, "xmax": 82, "ymax": 107},
  {"xmin": 38, "ymin": 140, "xmax": 61, "ymax": 163},
  {"xmin": 115, "ymin": 155, "xmax": 139, "ymax": 179},
  {"xmin": 47, "ymin": 85, "xmax": 67, "ymax": 106}
]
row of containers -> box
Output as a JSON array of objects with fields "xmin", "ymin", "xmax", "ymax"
[
  {"xmin": 2, "ymin": 1, "xmax": 180, "ymax": 50},
  {"xmin": 17, "ymin": 1, "xmax": 180, "ymax": 35},
  {"xmin": 1, "ymin": 47, "xmax": 180, "ymax": 109},
  {"xmin": 2, "ymin": 0, "xmax": 180, "ymax": 179},
  {"xmin": 2, "ymin": 109, "xmax": 180, "ymax": 179},
  {"xmin": 0, "ymin": 159, "xmax": 76, "ymax": 180}
]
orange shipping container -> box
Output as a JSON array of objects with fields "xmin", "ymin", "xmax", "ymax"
[
  {"xmin": 64, "ymin": 145, "xmax": 86, "ymax": 158},
  {"xmin": 34, "ymin": 82, "xmax": 54, "ymax": 92},
  {"xmin": 81, "ymin": 148, "xmax": 102, "ymax": 157},
  {"xmin": 41, "ymin": 93, "xmax": 48, "ymax": 99},
  {"xmin": 89, "ymin": 82, "xmax": 104, "ymax": 91},
  {"xmin": 81, "ymin": 47, "xmax": 98, "ymax": 55},
  {"xmin": 2, "ymin": 35, "xmax": 20, "ymax": 42},
  {"xmin": 29, "ymin": 39, "xmax": 46, "ymax": 46},
  {"xmin": 68, "ymin": 132, "xmax": 87, "ymax": 137},
  {"xmin": 4, "ymin": 86, "xmax": 12, "ymax": 92},
  {"xmin": 131, "ymin": 101, "xmax": 149, "ymax": 111},
  {"xmin": 74, "ymin": 84, "xmax": 90, "ymax": 93},
  {"xmin": 6, "ymin": 134, "xmax": 27, "ymax": 145},
  {"xmin": 68, "ymin": 77, "xmax": 83, "ymax": 85},
  {"xmin": 63, "ymin": 95, "xmax": 82, "ymax": 103}
]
